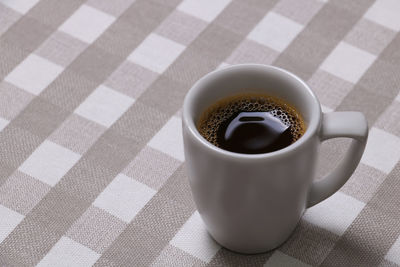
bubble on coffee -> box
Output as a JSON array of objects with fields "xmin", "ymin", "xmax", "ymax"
[{"xmin": 197, "ymin": 93, "xmax": 306, "ymax": 154}]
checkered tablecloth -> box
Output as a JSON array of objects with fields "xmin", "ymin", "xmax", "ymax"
[{"xmin": 0, "ymin": 0, "xmax": 399, "ymax": 266}]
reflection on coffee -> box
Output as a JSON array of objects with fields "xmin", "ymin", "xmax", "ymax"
[{"xmin": 197, "ymin": 93, "xmax": 306, "ymax": 154}]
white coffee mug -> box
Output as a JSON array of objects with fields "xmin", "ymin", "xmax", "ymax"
[{"xmin": 182, "ymin": 64, "xmax": 368, "ymax": 254}]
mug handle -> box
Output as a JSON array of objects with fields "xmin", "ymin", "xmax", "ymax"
[{"xmin": 307, "ymin": 112, "xmax": 368, "ymax": 208}]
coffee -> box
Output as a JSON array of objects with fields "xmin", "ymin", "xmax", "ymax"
[{"xmin": 197, "ymin": 93, "xmax": 306, "ymax": 154}]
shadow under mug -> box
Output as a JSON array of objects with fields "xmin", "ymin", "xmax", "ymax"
[{"xmin": 182, "ymin": 64, "xmax": 368, "ymax": 254}]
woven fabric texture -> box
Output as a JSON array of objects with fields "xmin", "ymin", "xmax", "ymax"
[{"xmin": 0, "ymin": 0, "xmax": 400, "ymax": 266}]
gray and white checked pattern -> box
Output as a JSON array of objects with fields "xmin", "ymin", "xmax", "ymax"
[{"xmin": 0, "ymin": 0, "xmax": 399, "ymax": 266}]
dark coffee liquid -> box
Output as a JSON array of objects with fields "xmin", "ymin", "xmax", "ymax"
[{"xmin": 197, "ymin": 93, "xmax": 305, "ymax": 154}]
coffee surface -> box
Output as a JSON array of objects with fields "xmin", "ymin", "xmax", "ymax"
[{"xmin": 197, "ymin": 93, "xmax": 305, "ymax": 154}]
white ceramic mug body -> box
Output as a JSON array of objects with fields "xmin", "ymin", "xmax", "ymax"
[{"xmin": 182, "ymin": 64, "xmax": 368, "ymax": 254}]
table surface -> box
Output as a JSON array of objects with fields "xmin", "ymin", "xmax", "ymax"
[{"xmin": 1, "ymin": 0, "xmax": 400, "ymax": 266}]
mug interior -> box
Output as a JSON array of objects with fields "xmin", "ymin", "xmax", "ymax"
[{"xmin": 183, "ymin": 64, "xmax": 321, "ymax": 157}]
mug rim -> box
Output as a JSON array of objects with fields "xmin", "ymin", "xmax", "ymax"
[{"xmin": 183, "ymin": 64, "xmax": 322, "ymax": 160}]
